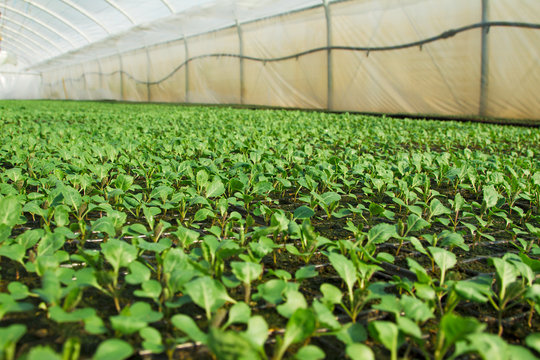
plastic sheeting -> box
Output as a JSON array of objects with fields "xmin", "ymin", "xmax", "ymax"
[{"xmin": 2, "ymin": 0, "xmax": 540, "ymax": 121}]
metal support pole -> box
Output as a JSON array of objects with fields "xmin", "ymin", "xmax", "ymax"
[
  {"xmin": 479, "ymin": 0, "xmax": 489, "ymax": 116},
  {"xmin": 184, "ymin": 35, "xmax": 190, "ymax": 103},
  {"xmin": 323, "ymin": 0, "xmax": 333, "ymax": 110},
  {"xmin": 97, "ymin": 59, "xmax": 103, "ymax": 90},
  {"xmin": 146, "ymin": 47, "xmax": 151, "ymax": 102},
  {"xmin": 118, "ymin": 54, "xmax": 124, "ymax": 101},
  {"xmin": 237, "ymin": 20, "xmax": 245, "ymax": 104}
]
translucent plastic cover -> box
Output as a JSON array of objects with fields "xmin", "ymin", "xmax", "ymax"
[{"xmin": 0, "ymin": 0, "xmax": 539, "ymax": 121}]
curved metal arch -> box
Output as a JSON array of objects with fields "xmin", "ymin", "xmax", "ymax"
[
  {"xmin": 0, "ymin": 43, "xmax": 32, "ymax": 63},
  {"xmin": 1, "ymin": 25, "xmax": 58, "ymax": 57},
  {"xmin": 0, "ymin": 4, "xmax": 78, "ymax": 47},
  {"xmin": 2, "ymin": 17, "xmax": 65, "ymax": 53},
  {"xmin": 58, "ymin": 0, "xmax": 111, "ymax": 34},
  {"xmin": 103, "ymin": 0, "xmax": 135, "ymax": 24},
  {"xmin": 159, "ymin": 0, "xmax": 175, "ymax": 13},
  {"xmin": 15, "ymin": 0, "xmax": 92, "ymax": 42},
  {"xmin": 0, "ymin": 34, "xmax": 44, "ymax": 63}
]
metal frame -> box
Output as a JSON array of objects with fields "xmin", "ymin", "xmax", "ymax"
[
  {"xmin": 1, "ymin": 17, "xmax": 64, "ymax": 53},
  {"xmin": 1, "ymin": 26, "xmax": 56, "ymax": 59},
  {"xmin": 14, "ymin": 0, "xmax": 92, "ymax": 42},
  {"xmin": 58, "ymin": 0, "xmax": 111, "ymax": 34},
  {"xmin": 0, "ymin": 38, "xmax": 39, "ymax": 64},
  {"xmin": 159, "ymin": 0, "xmax": 175, "ymax": 13},
  {"xmin": 479, "ymin": 0, "xmax": 490, "ymax": 117},
  {"xmin": 0, "ymin": 4, "xmax": 77, "ymax": 46},
  {"xmin": 323, "ymin": 0, "xmax": 332, "ymax": 110},
  {"xmin": 104, "ymin": 0, "xmax": 135, "ymax": 24},
  {"xmin": 236, "ymin": 20, "xmax": 244, "ymax": 104},
  {"xmin": 183, "ymin": 36, "xmax": 189, "ymax": 102}
]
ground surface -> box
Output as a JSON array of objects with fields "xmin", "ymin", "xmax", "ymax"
[{"xmin": 0, "ymin": 100, "xmax": 539, "ymax": 359}]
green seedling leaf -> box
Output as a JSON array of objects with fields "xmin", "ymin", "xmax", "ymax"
[
  {"xmin": 184, "ymin": 276, "xmax": 235, "ymax": 319},
  {"xmin": 507, "ymin": 345, "xmax": 538, "ymax": 360},
  {"xmin": 439, "ymin": 231, "xmax": 468, "ymax": 251},
  {"xmin": 206, "ymin": 178, "xmax": 225, "ymax": 198},
  {"xmin": 244, "ymin": 315, "xmax": 268, "ymax": 349},
  {"xmin": 254, "ymin": 279, "xmax": 288, "ymax": 305},
  {"xmin": 208, "ymin": 327, "xmax": 261, "ymax": 360},
  {"xmin": 110, "ymin": 302, "xmax": 163, "ymax": 335},
  {"xmin": 37, "ymin": 232, "xmax": 65, "ymax": 257},
  {"xmin": 334, "ymin": 322, "xmax": 367, "ymax": 345},
  {"xmin": 53, "ymin": 205, "xmax": 70, "ymax": 227},
  {"xmin": 400, "ymin": 295, "xmax": 434, "ymax": 322},
  {"xmin": 0, "ymin": 243, "xmax": 25, "ymax": 264},
  {"xmin": 295, "ymin": 265, "xmax": 318, "ymax": 281},
  {"xmin": 92, "ymin": 339, "xmax": 133, "ymax": 360},
  {"xmin": 125, "ymin": 261, "xmax": 151, "ymax": 285},
  {"xmin": 373, "ymin": 295, "xmax": 401, "ymax": 316},
  {"xmin": 313, "ymin": 300, "xmax": 341, "ymax": 330},
  {"xmin": 397, "ymin": 316, "xmax": 422, "ymax": 339},
  {"xmin": 0, "ymin": 324, "xmax": 26, "ymax": 357},
  {"xmin": 101, "ymin": 239, "xmax": 138, "ymax": 274},
  {"xmin": 223, "ymin": 301, "xmax": 251, "ymax": 328},
  {"xmin": 525, "ymin": 333, "xmax": 540, "ymax": 353},
  {"xmin": 140, "ymin": 327, "xmax": 164, "ymax": 353},
  {"xmin": 320, "ymin": 283, "xmax": 343, "ymax": 306},
  {"xmin": 277, "ymin": 289, "xmax": 307, "ymax": 318},
  {"xmin": 406, "ymin": 214, "xmax": 430, "ymax": 233},
  {"xmin": 483, "ymin": 185, "xmax": 500, "ymax": 209},
  {"xmin": 368, "ymin": 321, "xmax": 402, "ymax": 357},
  {"xmin": 0, "ymin": 196, "xmax": 22, "ymax": 228},
  {"xmin": 429, "ymin": 198, "xmax": 451, "ymax": 218},
  {"xmin": 26, "ymin": 346, "xmax": 62, "ymax": 360},
  {"xmin": 231, "ymin": 261, "xmax": 263, "ymax": 285},
  {"xmin": 8, "ymin": 282, "xmax": 30, "ymax": 300},
  {"xmin": 133, "ymin": 280, "xmax": 162, "ymax": 301},
  {"xmin": 293, "ymin": 206, "xmax": 315, "ymax": 219},
  {"xmin": 295, "ymin": 345, "xmax": 325, "ymax": 360},
  {"xmin": 438, "ymin": 313, "xmax": 485, "ymax": 357},
  {"xmin": 173, "ymin": 226, "xmax": 200, "ymax": 248},
  {"xmin": 194, "ymin": 208, "xmax": 214, "ymax": 222},
  {"xmin": 428, "ymin": 246, "xmax": 456, "ymax": 284},
  {"xmin": 114, "ymin": 174, "xmax": 134, "ymax": 192},
  {"xmin": 346, "ymin": 343, "xmax": 375, "ymax": 360},
  {"xmin": 276, "ymin": 308, "xmax": 316, "ymax": 360},
  {"xmin": 171, "ymin": 314, "xmax": 208, "ymax": 344},
  {"xmin": 465, "ymin": 333, "xmax": 510, "ymax": 360},
  {"xmin": 328, "ymin": 252, "xmax": 356, "ymax": 303},
  {"xmin": 491, "ymin": 258, "xmax": 518, "ymax": 298},
  {"xmin": 367, "ymin": 223, "xmax": 397, "ymax": 245},
  {"xmin": 91, "ymin": 217, "xmax": 116, "ymax": 237},
  {"xmin": 454, "ymin": 276, "xmax": 492, "ymax": 303}
]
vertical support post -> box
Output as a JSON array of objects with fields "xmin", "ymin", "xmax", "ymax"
[
  {"xmin": 323, "ymin": 0, "xmax": 333, "ymax": 110},
  {"xmin": 62, "ymin": 77, "xmax": 68, "ymax": 100},
  {"xmin": 118, "ymin": 53, "xmax": 124, "ymax": 101},
  {"xmin": 184, "ymin": 35, "xmax": 190, "ymax": 103},
  {"xmin": 237, "ymin": 20, "xmax": 245, "ymax": 104},
  {"xmin": 146, "ymin": 47, "xmax": 151, "ymax": 102},
  {"xmin": 97, "ymin": 59, "xmax": 103, "ymax": 91},
  {"xmin": 479, "ymin": 0, "xmax": 489, "ymax": 116}
]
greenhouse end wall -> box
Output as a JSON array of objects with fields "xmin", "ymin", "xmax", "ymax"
[{"xmin": 38, "ymin": 0, "xmax": 540, "ymax": 121}]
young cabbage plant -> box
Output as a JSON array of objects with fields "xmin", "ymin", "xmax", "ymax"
[
  {"xmin": 231, "ymin": 260, "xmax": 263, "ymax": 303},
  {"xmin": 488, "ymin": 256, "xmax": 531, "ymax": 335},
  {"xmin": 433, "ymin": 313, "xmax": 486, "ymax": 360},
  {"xmin": 328, "ymin": 252, "xmax": 381, "ymax": 321}
]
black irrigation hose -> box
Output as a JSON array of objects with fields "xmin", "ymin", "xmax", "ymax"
[{"xmin": 46, "ymin": 21, "xmax": 540, "ymax": 88}]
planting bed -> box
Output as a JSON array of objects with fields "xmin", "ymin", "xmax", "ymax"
[{"xmin": 0, "ymin": 100, "xmax": 539, "ymax": 359}]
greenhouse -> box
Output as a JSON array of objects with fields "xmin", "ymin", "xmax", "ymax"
[{"xmin": 0, "ymin": 1, "xmax": 539, "ymax": 359}]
